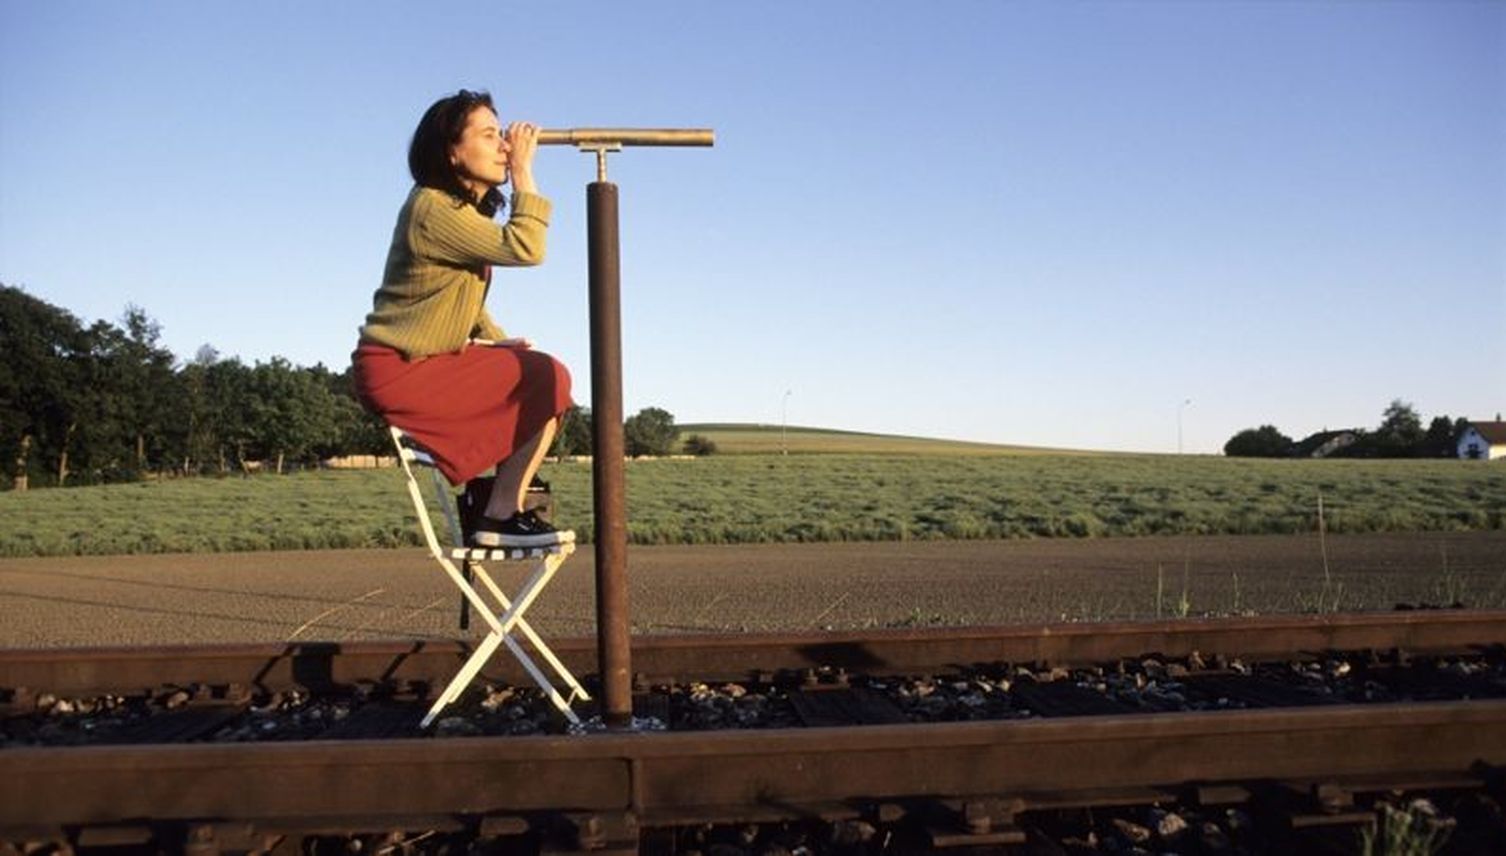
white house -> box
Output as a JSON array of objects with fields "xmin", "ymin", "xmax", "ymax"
[{"xmin": 1457, "ymin": 419, "xmax": 1506, "ymax": 461}]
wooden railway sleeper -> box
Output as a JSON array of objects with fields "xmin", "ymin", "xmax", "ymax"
[
  {"xmin": 475, "ymin": 815, "xmax": 530, "ymax": 840},
  {"xmin": 1471, "ymin": 759, "xmax": 1505, "ymax": 797},
  {"xmin": 73, "ymin": 825, "xmax": 152, "ymax": 849},
  {"xmin": 181, "ymin": 822, "xmax": 269, "ymax": 856},
  {"xmin": 1250, "ymin": 780, "xmax": 1376, "ymax": 840},
  {"xmin": 0, "ymin": 838, "xmax": 74, "ymax": 856},
  {"xmin": 1, "ymin": 687, "xmax": 36, "ymax": 716},
  {"xmin": 923, "ymin": 796, "xmax": 1027, "ymax": 848},
  {"xmin": 544, "ymin": 811, "xmax": 638, "ymax": 856},
  {"xmin": 1184, "ymin": 782, "xmax": 1253, "ymax": 807},
  {"xmin": 871, "ymin": 802, "xmax": 906, "ymax": 824},
  {"xmin": 11, "ymin": 830, "xmax": 79, "ymax": 855}
]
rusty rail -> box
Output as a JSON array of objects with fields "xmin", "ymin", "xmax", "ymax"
[
  {"xmin": 2, "ymin": 609, "xmax": 1502, "ymax": 697},
  {"xmin": 3, "ymin": 611, "xmax": 1504, "ymax": 848}
]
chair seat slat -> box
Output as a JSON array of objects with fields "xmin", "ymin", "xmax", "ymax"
[{"xmin": 451, "ymin": 544, "xmax": 575, "ymax": 562}]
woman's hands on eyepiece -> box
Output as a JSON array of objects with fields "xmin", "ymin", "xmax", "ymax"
[{"xmin": 505, "ymin": 121, "xmax": 539, "ymax": 195}]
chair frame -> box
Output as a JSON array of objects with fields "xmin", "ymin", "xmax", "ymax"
[{"xmin": 388, "ymin": 425, "xmax": 590, "ymax": 728}]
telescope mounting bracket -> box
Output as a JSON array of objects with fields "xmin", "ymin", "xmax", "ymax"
[{"xmin": 576, "ymin": 143, "xmax": 623, "ymax": 182}]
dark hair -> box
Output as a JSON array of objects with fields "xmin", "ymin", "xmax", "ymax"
[{"xmin": 408, "ymin": 89, "xmax": 505, "ymax": 215}]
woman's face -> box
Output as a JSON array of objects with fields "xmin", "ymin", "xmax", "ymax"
[{"xmin": 449, "ymin": 106, "xmax": 509, "ymax": 196}]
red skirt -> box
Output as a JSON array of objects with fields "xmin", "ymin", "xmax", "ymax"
[{"xmin": 352, "ymin": 343, "xmax": 573, "ymax": 485}]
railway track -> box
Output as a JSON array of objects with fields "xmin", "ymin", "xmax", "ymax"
[{"xmin": 2, "ymin": 610, "xmax": 1504, "ymax": 854}]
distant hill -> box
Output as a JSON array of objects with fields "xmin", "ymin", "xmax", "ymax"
[{"xmin": 677, "ymin": 423, "xmax": 1097, "ymax": 456}]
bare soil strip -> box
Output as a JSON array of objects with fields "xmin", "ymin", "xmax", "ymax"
[{"xmin": 0, "ymin": 532, "xmax": 1501, "ymax": 648}]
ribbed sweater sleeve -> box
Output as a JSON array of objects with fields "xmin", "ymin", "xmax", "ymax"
[
  {"xmin": 416, "ymin": 190, "xmax": 551, "ymax": 267},
  {"xmin": 357, "ymin": 187, "xmax": 552, "ymax": 358}
]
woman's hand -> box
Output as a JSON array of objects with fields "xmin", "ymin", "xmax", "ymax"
[
  {"xmin": 505, "ymin": 121, "xmax": 540, "ymax": 195},
  {"xmin": 468, "ymin": 337, "xmax": 535, "ymax": 349}
]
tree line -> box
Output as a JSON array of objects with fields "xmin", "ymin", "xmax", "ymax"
[
  {"xmin": 1, "ymin": 285, "xmax": 706, "ymax": 490},
  {"xmin": 1224, "ymin": 399, "xmax": 1474, "ymax": 459},
  {"xmin": 555, "ymin": 404, "xmax": 710, "ymax": 459}
]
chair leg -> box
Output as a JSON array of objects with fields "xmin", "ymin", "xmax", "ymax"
[
  {"xmin": 421, "ymin": 552, "xmax": 584, "ymax": 728},
  {"xmin": 421, "ymin": 631, "xmax": 506, "ymax": 728},
  {"xmin": 472, "ymin": 565, "xmax": 592, "ymax": 703},
  {"xmin": 459, "ymin": 559, "xmax": 478, "ymax": 631},
  {"xmin": 500, "ymin": 634, "xmax": 584, "ymax": 723}
]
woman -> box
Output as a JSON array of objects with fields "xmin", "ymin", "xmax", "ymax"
[{"xmin": 353, "ymin": 89, "xmax": 572, "ymax": 548}]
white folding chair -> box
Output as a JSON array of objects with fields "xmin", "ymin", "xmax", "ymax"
[{"xmin": 388, "ymin": 425, "xmax": 590, "ymax": 728}]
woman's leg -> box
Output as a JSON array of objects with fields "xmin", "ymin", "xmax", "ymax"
[{"xmin": 484, "ymin": 416, "xmax": 558, "ymax": 519}]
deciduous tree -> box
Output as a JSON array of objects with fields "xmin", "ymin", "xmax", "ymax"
[
  {"xmin": 245, "ymin": 358, "xmax": 341, "ymax": 473},
  {"xmin": 683, "ymin": 434, "xmax": 717, "ymax": 456},
  {"xmin": 1374, "ymin": 399, "xmax": 1424, "ymax": 457},
  {"xmin": 625, "ymin": 407, "xmax": 679, "ymax": 457},
  {"xmin": 0, "ymin": 285, "xmax": 89, "ymax": 488},
  {"xmin": 1223, "ymin": 425, "xmax": 1294, "ymax": 458},
  {"xmin": 552, "ymin": 405, "xmax": 593, "ymax": 457},
  {"xmin": 1421, "ymin": 416, "xmax": 1456, "ymax": 458}
]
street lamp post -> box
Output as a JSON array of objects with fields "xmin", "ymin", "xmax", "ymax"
[
  {"xmin": 1178, "ymin": 399, "xmax": 1193, "ymax": 455},
  {"xmin": 781, "ymin": 389, "xmax": 792, "ymax": 455}
]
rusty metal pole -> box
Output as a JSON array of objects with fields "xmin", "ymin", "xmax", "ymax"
[
  {"xmin": 587, "ymin": 170, "xmax": 632, "ymax": 728},
  {"xmin": 547, "ymin": 131, "xmax": 712, "ymax": 730}
]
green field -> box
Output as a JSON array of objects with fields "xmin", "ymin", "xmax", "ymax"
[
  {"xmin": 678, "ymin": 424, "xmax": 1089, "ymax": 456},
  {"xmin": 2, "ymin": 445, "xmax": 1502, "ymax": 557}
]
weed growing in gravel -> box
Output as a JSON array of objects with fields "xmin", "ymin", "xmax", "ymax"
[
  {"xmin": 1360, "ymin": 799, "xmax": 1453, "ymax": 856},
  {"xmin": 1177, "ymin": 555, "xmax": 1193, "ymax": 618},
  {"xmin": 1432, "ymin": 545, "xmax": 1468, "ymax": 607},
  {"xmin": 1155, "ymin": 566, "xmax": 1165, "ymax": 619},
  {"xmin": 1152, "ymin": 558, "xmax": 1195, "ymax": 619},
  {"xmin": 891, "ymin": 608, "xmax": 949, "ymax": 628}
]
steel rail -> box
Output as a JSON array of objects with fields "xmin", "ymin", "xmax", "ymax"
[
  {"xmin": 2, "ymin": 700, "xmax": 1503, "ymax": 834},
  {"xmin": 4, "ymin": 612, "xmax": 1503, "ymax": 845},
  {"xmin": 2, "ymin": 610, "xmax": 1503, "ymax": 697}
]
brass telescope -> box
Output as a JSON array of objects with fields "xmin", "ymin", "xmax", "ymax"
[{"xmin": 538, "ymin": 128, "xmax": 714, "ymax": 147}]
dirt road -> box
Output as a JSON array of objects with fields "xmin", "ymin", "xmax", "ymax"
[{"xmin": 1, "ymin": 532, "xmax": 1502, "ymax": 648}]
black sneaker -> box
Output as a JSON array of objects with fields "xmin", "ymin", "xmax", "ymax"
[{"xmin": 469, "ymin": 509, "xmax": 576, "ymax": 549}]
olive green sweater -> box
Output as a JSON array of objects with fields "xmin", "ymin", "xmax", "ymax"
[{"xmin": 359, "ymin": 186, "xmax": 552, "ymax": 358}]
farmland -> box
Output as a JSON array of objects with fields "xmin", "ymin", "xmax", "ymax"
[
  {"xmin": 1, "ymin": 437, "xmax": 1501, "ymax": 558},
  {"xmin": 677, "ymin": 424, "xmax": 1088, "ymax": 456},
  {"xmin": 4, "ymin": 533, "xmax": 1505, "ymax": 647}
]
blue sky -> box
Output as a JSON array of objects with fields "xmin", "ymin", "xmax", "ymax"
[{"xmin": 2, "ymin": 1, "xmax": 1502, "ymax": 453}]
